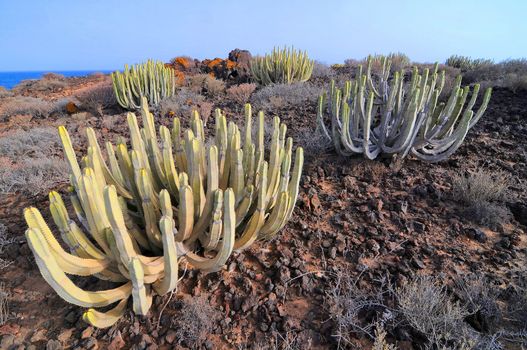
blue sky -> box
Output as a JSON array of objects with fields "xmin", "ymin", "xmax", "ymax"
[{"xmin": 0, "ymin": 0, "xmax": 525, "ymax": 71}]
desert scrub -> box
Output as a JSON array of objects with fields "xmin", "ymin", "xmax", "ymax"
[
  {"xmin": 169, "ymin": 296, "xmax": 220, "ymax": 347},
  {"xmin": 0, "ymin": 127, "xmax": 62, "ymax": 158},
  {"xmin": 310, "ymin": 61, "xmax": 337, "ymax": 81},
  {"xmin": 0, "ymin": 87, "xmax": 13, "ymax": 99},
  {"xmin": 0, "ymin": 282, "xmax": 8, "ymax": 326},
  {"xmin": 75, "ymin": 80, "xmax": 117, "ymax": 116},
  {"xmin": 396, "ymin": 276, "xmax": 474, "ymax": 349},
  {"xmin": 111, "ymin": 59, "xmax": 176, "ymax": 110},
  {"xmin": 0, "ymin": 158, "xmax": 68, "ymax": 195},
  {"xmin": 250, "ymin": 46, "xmax": 315, "ymax": 85},
  {"xmin": 452, "ymin": 168, "xmax": 509, "ymax": 205},
  {"xmin": 187, "ymin": 73, "xmax": 226, "ymax": 98},
  {"xmin": 226, "ymin": 83, "xmax": 256, "ymax": 105},
  {"xmin": 251, "ymin": 82, "xmax": 321, "ymax": 111},
  {"xmin": 11, "ymin": 72, "xmax": 68, "ymax": 94},
  {"xmin": 446, "ymin": 55, "xmax": 494, "ymax": 72},
  {"xmin": 0, "ymin": 96, "xmax": 59, "ymax": 119},
  {"xmin": 463, "ymin": 58, "xmax": 527, "ymax": 91},
  {"xmin": 158, "ymin": 87, "xmax": 213, "ymax": 123}
]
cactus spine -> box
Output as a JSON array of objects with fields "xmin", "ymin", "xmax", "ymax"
[
  {"xmin": 24, "ymin": 97, "xmax": 303, "ymax": 327},
  {"xmin": 111, "ymin": 59, "xmax": 176, "ymax": 110},
  {"xmin": 250, "ymin": 46, "xmax": 315, "ymax": 85},
  {"xmin": 316, "ymin": 56, "xmax": 492, "ymax": 162}
]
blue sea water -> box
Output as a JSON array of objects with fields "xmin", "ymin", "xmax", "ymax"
[{"xmin": 0, "ymin": 70, "xmax": 113, "ymax": 90}]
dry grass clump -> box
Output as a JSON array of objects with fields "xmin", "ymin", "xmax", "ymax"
[
  {"xmin": 226, "ymin": 83, "xmax": 256, "ymax": 105},
  {"xmin": 187, "ymin": 73, "xmax": 226, "ymax": 98},
  {"xmin": 396, "ymin": 276, "xmax": 473, "ymax": 349},
  {"xmin": 251, "ymin": 82, "xmax": 321, "ymax": 111},
  {"xmin": 0, "ymin": 96, "xmax": 58, "ymax": 119},
  {"xmin": 159, "ymin": 87, "xmax": 213, "ymax": 124},
  {"xmin": 0, "ymin": 127, "xmax": 61, "ymax": 158},
  {"xmin": 0, "ymin": 158, "xmax": 68, "ymax": 195},
  {"xmin": 0, "ymin": 282, "xmax": 8, "ymax": 326},
  {"xmin": 0, "ymin": 223, "xmax": 16, "ymax": 270},
  {"xmin": 452, "ymin": 168, "xmax": 511, "ymax": 228},
  {"xmin": 0, "ymin": 87, "xmax": 13, "ymax": 99},
  {"xmin": 325, "ymin": 270, "xmax": 392, "ymax": 344},
  {"xmin": 311, "ymin": 61, "xmax": 336, "ymax": 81},
  {"xmin": 452, "ymin": 169, "xmax": 509, "ymax": 205},
  {"xmin": 170, "ymin": 296, "xmax": 220, "ymax": 348},
  {"xmin": 75, "ymin": 81, "xmax": 116, "ymax": 116},
  {"xmin": 372, "ymin": 324, "xmax": 396, "ymax": 350}
]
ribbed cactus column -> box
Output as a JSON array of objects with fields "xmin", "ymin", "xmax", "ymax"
[
  {"xmin": 111, "ymin": 59, "xmax": 176, "ymax": 110},
  {"xmin": 250, "ymin": 46, "xmax": 315, "ymax": 85}
]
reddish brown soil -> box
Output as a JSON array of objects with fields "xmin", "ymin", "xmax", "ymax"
[{"xmin": 0, "ymin": 75, "xmax": 526, "ymax": 350}]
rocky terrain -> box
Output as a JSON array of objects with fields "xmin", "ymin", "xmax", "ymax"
[{"xmin": 0, "ymin": 55, "xmax": 526, "ymax": 349}]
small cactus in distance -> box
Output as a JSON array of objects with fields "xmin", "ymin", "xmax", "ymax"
[{"xmin": 250, "ymin": 46, "xmax": 314, "ymax": 85}]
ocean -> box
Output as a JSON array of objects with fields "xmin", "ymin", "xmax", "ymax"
[{"xmin": 0, "ymin": 70, "xmax": 113, "ymax": 90}]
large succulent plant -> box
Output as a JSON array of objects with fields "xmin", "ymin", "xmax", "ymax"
[
  {"xmin": 24, "ymin": 98, "xmax": 303, "ymax": 327},
  {"xmin": 316, "ymin": 56, "xmax": 492, "ymax": 162},
  {"xmin": 250, "ymin": 46, "xmax": 314, "ymax": 85}
]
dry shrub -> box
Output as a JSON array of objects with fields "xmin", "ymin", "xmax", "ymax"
[
  {"xmin": 452, "ymin": 168, "xmax": 509, "ymax": 205},
  {"xmin": 397, "ymin": 276, "xmax": 473, "ymax": 348},
  {"xmin": 311, "ymin": 61, "xmax": 336, "ymax": 82},
  {"xmin": 76, "ymin": 81, "xmax": 116, "ymax": 116},
  {"xmin": 372, "ymin": 323, "xmax": 397, "ymax": 350},
  {"xmin": 0, "ymin": 283, "xmax": 8, "ymax": 326},
  {"xmin": 463, "ymin": 58, "xmax": 527, "ymax": 91},
  {"xmin": 0, "ymin": 96, "xmax": 58, "ymax": 119},
  {"xmin": 325, "ymin": 270, "xmax": 391, "ymax": 343},
  {"xmin": 170, "ymin": 296, "xmax": 219, "ymax": 348},
  {"xmin": 0, "ymin": 158, "xmax": 68, "ymax": 195},
  {"xmin": 0, "ymin": 127, "xmax": 61, "ymax": 158},
  {"xmin": 187, "ymin": 73, "xmax": 225, "ymax": 98},
  {"xmin": 0, "ymin": 87, "xmax": 13, "ymax": 99},
  {"xmin": 251, "ymin": 82, "xmax": 322, "ymax": 111},
  {"xmin": 159, "ymin": 88, "xmax": 213, "ymax": 123},
  {"xmin": 226, "ymin": 83, "xmax": 256, "ymax": 105},
  {"xmin": 454, "ymin": 276, "xmax": 501, "ymax": 333}
]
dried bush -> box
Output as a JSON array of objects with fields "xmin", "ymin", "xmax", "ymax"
[
  {"xmin": 226, "ymin": 83, "xmax": 256, "ymax": 105},
  {"xmin": 0, "ymin": 96, "xmax": 58, "ymax": 119},
  {"xmin": 0, "ymin": 283, "xmax": 8, "ymax": 326},
  {"xmin": 372, "ymin": 323, "xmax": 397, "ymax": 350},
  {"xmin": 325, "ymin": 270, "xmax": 391, "ymax": 343},
  {"xmin": 0, "ymin": 127, "xmax": 61, "ymax": 159},
  {"xmin": 446, "ymin": 55, "xmax": 494, "ymax": 72},
  {"xmin": 0, "ymin": 158, "xmax": 68, "ymax": 195},
  {"xmin": 251, "ymin": 82, "xmax": 321, "ymax": 111},
  {"xmin": 170, "ymin": 296, "xmax": 220, "ymax": 348},
  {"xmin": 0, "ymin": 223, "xmax": 16, "ymax": 270},
  {"xmin": 0, "ymin": 87, "xmax": 13, "ymax": 99},
  {"xmin": 463, "ymin": 59, "xmax": 527, "ymax": 91},
  {"xmin": 396, "ymin": 276, "xmax": 473, "ymax": 348},
  {"xmin": 311, "ymin": 61, "xmax": 336, "ymax": 81},
  {"xmin": 454, "ymin": 276, "xmax": 501, "ymax": 333},
  {"xmin": 75, "ymin": 81, "xmax": 116, "ymax": 116},
  {"xmin": 452, "ymin": 169, "xmax": 509, "ymax": 205},
  {"xmin": 345, "ymin": 53, "xmax": 411, "ymax": 74},
  {"xmin": 463, "ymin": 202, "xmax": 512, "ymax": 229},
  {"xmin": 158, "ymin": 88, "xmax": 212, "ymax": 120},
  {"xmin": 187, "ymin": 73, "xmax": 225, "ymax": 98}
]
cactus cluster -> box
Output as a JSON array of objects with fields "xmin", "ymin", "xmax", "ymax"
[
  {"xmin": 111, "ymin": 60, "xmax": 176, "ymax": 110},
  {"xmin": 316, "ymin": 56, "xmax": 492, "ymax": 162},
  {"xmin": 250, "ymin": 46, "xmax": 314, "ymax": 85},
  {"xmin": 24, "ymin": 97, "xmax": 303, "ymax": 327}
]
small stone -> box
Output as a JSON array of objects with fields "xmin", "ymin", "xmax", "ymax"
[
  {"xmin": 83, "ymin": 337, "xmax": 98, "ymax": 350},
  {"xmin": 204, "ymin": 340, "xmax": 214, "ymax": 350},
  {"xmin": 46, "ymin": 340, "xmax": 63, "ymax": 350},
  {"xmin": 164, "ymin": 330, "xmax": 177, "ymax": 345},
  {"xmin": 108, "ymin": 331, "xmax": 125, "ymax": 350},
  {"xmin": 0, "ymin": 334, "xmax": 15, "ymax": 349},
  {"xmin": 64, "ymin": 310, "xmax": 77, "ymax": 324},
  {"xmin": 329, "ymin": 247, "xmax": 337, "ymax": 259},
  {"xmin": 259, "ymin": 323, "xmax": 269, "ymax": 332},
  {"xmin": 81, "ymin": 327, "xmax": 94, "ymax": 339}
]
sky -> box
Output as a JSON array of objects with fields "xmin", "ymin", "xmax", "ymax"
[{"xmin": 0, "ymin": 0, "xmax": 525, "ymax": 71}]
